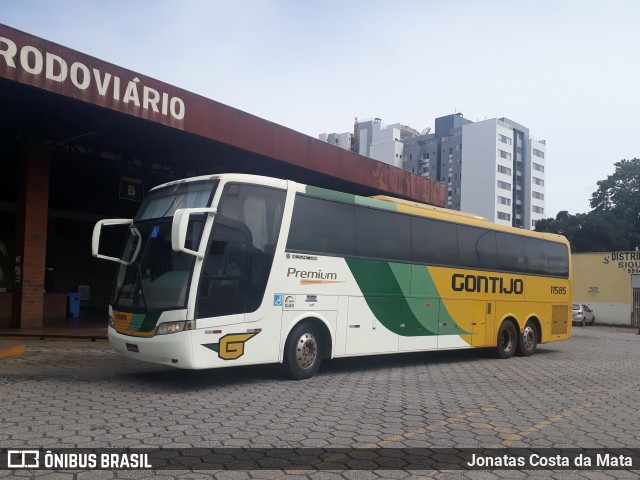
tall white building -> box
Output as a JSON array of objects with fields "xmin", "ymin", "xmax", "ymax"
[{"xmin": 458, "ymin": 117, "xmax": 546, "ymax": 229}]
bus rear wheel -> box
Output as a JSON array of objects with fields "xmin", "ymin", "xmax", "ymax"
[
  {"xmin": 285, "ymin": 322, "xmax": 322, "ymax": 380},
  {"xmin": 495, "ymin": 320, "xmax": 517, "ymax": 359},
  {"xmin": 516, "ymin": 320, "xmax": 538, "ymax": 357}
]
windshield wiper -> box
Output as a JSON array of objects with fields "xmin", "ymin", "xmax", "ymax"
[
  {"xmin": 114, "ymin": 261, "xmax": 148, "ymax": 311},
  {"xmin": 133, "ymin": 261, "xmax": 149, "ymax": 311}
]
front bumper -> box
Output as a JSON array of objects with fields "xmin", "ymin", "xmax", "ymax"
[{"xmin": 108, "ymin": 326, "xmax": 195, "ymax": 369}]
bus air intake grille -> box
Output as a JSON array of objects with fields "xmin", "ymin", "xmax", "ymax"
[{"xmin": 551, "ymin": 305, "xmax": 569, "ymax": 334}]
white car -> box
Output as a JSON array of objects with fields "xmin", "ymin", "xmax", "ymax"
[{"xmin": 572, "ymin": 303, "xmax": 595, "ymax": 326}]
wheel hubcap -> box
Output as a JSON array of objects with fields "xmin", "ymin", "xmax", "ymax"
[
  {"xmin": 296, "ymin": 333, "xmax": 317, "ymax": 369},
  {"xmin": 522, "ymin": 325, "xmax": 535, "ymax": 350}
]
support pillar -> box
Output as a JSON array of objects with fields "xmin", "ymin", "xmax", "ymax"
[{"xmin": 11, "ymin": 143, "xmax": 50, "ymax": 328}]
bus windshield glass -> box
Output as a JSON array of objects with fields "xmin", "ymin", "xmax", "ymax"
[
  {"xmin": 112, "ymin": 180, "xmax": 217, "ymax": 311},
  {"xmin": 135, "ymin": 180, "xmax": 217, "ymax": 221}
]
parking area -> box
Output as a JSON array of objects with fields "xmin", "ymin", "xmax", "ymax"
[{"xmin": 1, "ymin": 326, "xmax": 640, "ymax": 479}]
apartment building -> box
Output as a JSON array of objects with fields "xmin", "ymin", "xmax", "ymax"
[{"xmin": 322, "ymin": 113, "xmax": 546, "ymax": 229}]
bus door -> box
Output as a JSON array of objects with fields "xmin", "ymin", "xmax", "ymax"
[
  {"xmin": 438, "ymin": 300, "xmax": 493, "ymax": 348},
  {"xmin": 473, "ymin": 301, "xmax": 494, "ymax": 347},
  {"xmin": 195, "ymin": 183, "xmax": 287, "ymax": 327}
]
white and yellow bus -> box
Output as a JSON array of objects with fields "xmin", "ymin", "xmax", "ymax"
[{"xmin": 92, "ymin": 173, "xmax": 571, "ymax": 379}]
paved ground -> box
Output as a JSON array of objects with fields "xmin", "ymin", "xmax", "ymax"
[{"xmin": 1, "ymin": 325, "xmax": 640, "ymax": 479}]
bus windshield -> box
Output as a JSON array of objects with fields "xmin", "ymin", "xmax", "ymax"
[{"xmin": 111, "ymin": 180, "xmax": 217, "ymax": 312}]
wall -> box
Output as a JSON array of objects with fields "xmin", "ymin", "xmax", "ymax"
[
  {"xmin": 572, "ymin": 251, "xmax": 637, "ymax": 326},
  {"xmin": 529, "ymin": 138, "xmax": 547, "ymax": 229},
  {"xmin": 460, "ymin": 120, "xmax": 499, "ymax": 222}
]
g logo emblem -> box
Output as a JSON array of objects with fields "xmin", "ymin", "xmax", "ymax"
[{"xmin": 203, "ymin": 333, "xmax": 260, "ymax": 360}]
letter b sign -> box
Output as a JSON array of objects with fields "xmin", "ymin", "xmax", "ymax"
[{"xmin": 119, "ymin": 175, "xmax": 144, "ymax": 202}]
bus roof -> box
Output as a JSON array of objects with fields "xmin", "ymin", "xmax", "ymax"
[
  {"xmin": 148, "ymin": 173, "xmax": 568, "ymax": 246},
  {"xmin": 370, "ymin": 195, "xmax": 567, "ymax": 244},
  {"xmin": 373, "ymin": 196, "xmax": 489, "ymax": 221}
]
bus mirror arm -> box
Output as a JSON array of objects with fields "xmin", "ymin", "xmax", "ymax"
[
  {"xmin": 172, "ymin": 207, "xmax": 217, "ymax": 259},
  {"xmin": 92, "ymin": 219, "xmax": 136, "ymax": 265}
]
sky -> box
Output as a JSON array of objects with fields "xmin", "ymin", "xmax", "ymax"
[{"xmin": 1, "ymin": 0, "xmax": 639, "ymax": 217}]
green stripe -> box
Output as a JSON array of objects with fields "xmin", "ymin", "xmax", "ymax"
[
  {"xmin": 345, "ymin": 259, "xmax": 468, "ymax": 336},
  {"xmin": 306, "ymin": 186, "xmax": 356, "ymax": 204},
  {"xmin": 128, "ymin": 313, "xmax": 160, "ymax": 332},
  {"xmin": 305, "ymin": 186, "xmax": 396, "ymax": 211}
]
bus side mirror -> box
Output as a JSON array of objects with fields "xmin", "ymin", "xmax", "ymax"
[
  {"xmin": 171, "ymin": 207, "xmax": 217, "ymax": 259},
  {"xmin": 92, "ymin": 219, "xmax": 139, "ymax": 264}
]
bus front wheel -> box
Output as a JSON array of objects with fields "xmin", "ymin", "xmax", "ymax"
[
  {"xmin": 495, "ymin": 321, "xmax": 517, "ymax": 359},
  {"xmin": 285, "ymin": 322, "xmax": 322, "ymax": 380}
]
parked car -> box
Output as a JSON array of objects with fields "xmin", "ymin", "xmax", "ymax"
[{"xmin": 572, "ymin": 303, "xmax": 595, "ymax": 326}]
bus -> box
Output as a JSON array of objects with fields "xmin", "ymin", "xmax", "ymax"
[{"xmin": 92, "ymin": 173, "xmax": 571, "ymax": 379}]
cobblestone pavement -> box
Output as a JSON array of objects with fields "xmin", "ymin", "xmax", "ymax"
[{"xmin": 1, "ymin": 325, "xmax": 639, "ymax": 479}]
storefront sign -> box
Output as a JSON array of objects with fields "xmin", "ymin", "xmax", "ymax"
[
  {"xmin": 602, "ymin": 251, "xmax": 640, "ymax": 274},
  {"xmin": 0, "ymin": 28, "xmax": 185, "ymax": 122}
]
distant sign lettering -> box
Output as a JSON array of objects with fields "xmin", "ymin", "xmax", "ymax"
[{"xmin": 602, "ymin": 251, "xmax": 640, "ymax": 273}]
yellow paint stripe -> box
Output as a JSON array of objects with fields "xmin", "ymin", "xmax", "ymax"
[
  {"xmin": 262, "ymin": 381, "xmax": 640, "ymax": 478},
  {"xmin": 0, "ymin": 341, "xmax": 26, "ymax": 360},
  {"xmin": 299, "ymin": 280, "xmax": 346, "ymax": 285}
]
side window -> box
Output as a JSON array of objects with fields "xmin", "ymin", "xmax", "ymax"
[
  {"xmin": 524, "ymin": 237, "xmax": 548, "ymax": 275},
  {"xmin": 496, "ymin": 232, "xmax": 525, "ymax": 273},
  {"xmin": 458, "ymin": 226, "xmax": 497, "ymax": 270},
  {"xmin": 547, "ymin": 241, "xmax": 569, "ymax": 278},
  {"xmin": 287, "ymin": 195, "xmax": 356, "ymax": 256},
  {"xmin": 356, "ymin": 207, "xmax": 411, "ymax": 261},
  {"xmin": 197, "ymin": 184, "xmax": 286, "ymax": 318},
  {"xmin": 412, "ymin": 217, "xmax": 458, "ymax": 266}
]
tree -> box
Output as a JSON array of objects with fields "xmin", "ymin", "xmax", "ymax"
[
  {"xmin": 536, "ymin": 158, "xmax": 640, "ymax": 252},
  {"xmin": 536, "ymin": 206, "xmax": 640, "ymax": 253},
  {"xmin": 590, "ymin": 158, "xmax": 640, "ymax": 223}
]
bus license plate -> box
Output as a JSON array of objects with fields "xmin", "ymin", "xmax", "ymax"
[{"xmin": 126, "ymin": 343, "xmax": 139, "ymax": 353}]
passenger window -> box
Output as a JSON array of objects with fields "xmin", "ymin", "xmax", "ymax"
[
  {"xmin": 547, "ymin": 241, "xmax": 569, "ymax": 277},
  {"xmin": 458, "ymin": 226, "xmax": 497, "ymax": 270},
  {"xmin": 287, "ymin": 195, "xmax": 357, "ymax": 257},
  {"xmin": 411, "ymin": 217, "xmax": 459, "ymax": 266},
  {"xmin": 356, "ymin": 207, "xmax": 411, "ymax": 261},
  {"xmin": 524, "ymin": 237, "xmax": 548, "ymax": 275},
  {"xmin": 495, "ymin": 232, "xmax": 525, "ymax": 273}
]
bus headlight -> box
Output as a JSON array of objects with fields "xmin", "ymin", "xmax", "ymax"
[
  {"xmin": 156, "ymin": 320, "xmax": 195, "ymax": 335},
  {"xmin": 108, "ymin": 314, "xmax": 115, "ymax": 329}
]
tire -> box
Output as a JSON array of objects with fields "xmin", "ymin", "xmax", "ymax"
[
  {"xmin": 495, "ymin": 320, "xmax": 517, "ymax": 359},
  {"xmin": 516, "ymin": 320, "xmax": 538, "ymax": 357},
  {"xmin": 591, "ymin": 317, "xmax": 595, "ymax": 326},
  {"xmin": 581, "ymin": 318, "xmax": 585, "ymax": 327},
  {"xmin": 284, "ymin": 322, "xmax": 322, "ymax": 380}
]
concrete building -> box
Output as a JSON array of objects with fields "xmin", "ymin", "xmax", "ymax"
[
  {"xmin": 572, "ymin": 251, "xmax": 640, "ymax": 326},
  {"xmin": 318, "ymin": 132, "xmax": 353, "ymax": 151},
  {"xmin": 322, "ymin": 118, "xmax": 420, "ymax": 169},
  {"xmin": 324, "ymin": 113, "xmax": 547, "ymax": 229},
  {"xmin": 459, "ymin": 116, "xmax": 547, "ymax": 229}
]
